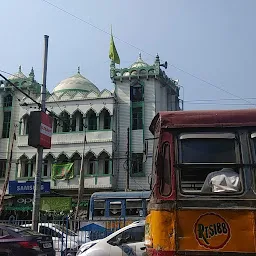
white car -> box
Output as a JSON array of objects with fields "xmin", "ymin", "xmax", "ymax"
[{"xmin": 77, "ymin": 220, "xmax": 146, "ymax": 256}]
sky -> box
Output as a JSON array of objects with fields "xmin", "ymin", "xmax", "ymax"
[{"xmin": 1, "ymin": 0, "xmax": 256, "ymax": 110}]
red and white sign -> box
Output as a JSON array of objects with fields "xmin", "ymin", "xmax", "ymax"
[{"xmin": 40, "ymin": 112, "xmax": 52, "ymax": 149}]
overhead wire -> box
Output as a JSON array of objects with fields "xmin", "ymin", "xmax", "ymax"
[{"xmin": 40, "ymin": 0, "xmax": 256, "ymax": 107}]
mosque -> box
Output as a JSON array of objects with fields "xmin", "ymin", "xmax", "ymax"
[{"xmin": 0, "ymin": 53, "xmax": 181, "ymax": 218}]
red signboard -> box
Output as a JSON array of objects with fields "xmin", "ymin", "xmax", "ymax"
[
  {"xmin": 28, "ymin": 111, "xmax": 52, "ymax": 149},
  {"xmin": 40, "ymin": 112, "xmax": 52, "ymax": 149}
]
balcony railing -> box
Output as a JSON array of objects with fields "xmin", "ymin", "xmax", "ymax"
[
  {"xmin": 17, "ymin": 130, "xmax": 113, "ymax": 147},
  {"xmin": 42, "ymin": 174, "xmax": 114, "ymax": 190}
]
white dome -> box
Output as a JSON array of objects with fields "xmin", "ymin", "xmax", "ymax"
[
  {"xmin": 53, "ymin": 70, "xmax": 99, "ymax": 93},
  {"xmin": 130, "ymin": 53, "xmax": 149, "ymax": 69},
  {"xmin": 8, "ymin": 66, "xmax": 27, "ymax": 80}
]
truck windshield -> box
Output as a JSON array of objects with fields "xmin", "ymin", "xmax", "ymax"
[{"xmin": 178, "ymin": 133, "xmax": 241, "ymax": 193}]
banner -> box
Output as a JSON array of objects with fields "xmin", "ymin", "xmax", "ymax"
[
  {"xmin": 51, "ymin": 163, "xmax": 74, "ymax": 181},
  {"xmin": 40, "ymin": 197, "xmax": 72, "ymax": 212}
]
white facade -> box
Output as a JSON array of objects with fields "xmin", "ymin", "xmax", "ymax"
[
  {"xmin": 111, "ymin": 54, "xmax": 180, "ymax": 191},
  {"xmin": 0, "ymin": 55, "xmax": 180, "ymax": 199}
]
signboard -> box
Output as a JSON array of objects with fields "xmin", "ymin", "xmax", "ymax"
[
  {"xmin": 4, "ymin": 196, "xmax": 72, "ymax": 212},
  {"xmin": 5, "ymin": 196, "xmax": 33, "ymax": 211},
  {"xmin": 8, "ymin": 181, "xmax": 50, "ymax": 195},
  {"xmin": 28, "ymin": 111, "xmax": 52, "ymax": 149},
  {"xmin": 40, "ymin": 197, "xmax": 72, "ymax": 212},
  {"xmin": 40, "ymin": 111, "xmax": 52, "ymax": 149}
]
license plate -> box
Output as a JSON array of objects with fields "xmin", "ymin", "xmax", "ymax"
[{"xmin": 43, "ymin": 242, "xmax": 52, "ymax": 248}]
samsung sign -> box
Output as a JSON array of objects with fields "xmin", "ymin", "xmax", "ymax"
[{"xmin": 8, "ymin": 181, "xmax": 50, "ymax": 195}]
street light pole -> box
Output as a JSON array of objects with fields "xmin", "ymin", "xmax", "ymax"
[{"xmin": 32, "ymin": 35, "xmax": 49, "ymax": 231}]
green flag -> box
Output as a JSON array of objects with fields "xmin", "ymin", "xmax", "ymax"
[
  {"xmin": 109, "ymin": 27, "xmax": 120, "ymax": 64},
  {"xmin": 51, "ymin": 163, "xmax": 74, "ymax": 181}
]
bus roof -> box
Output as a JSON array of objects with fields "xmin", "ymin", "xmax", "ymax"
[
  {"xmin": 90, "ymin": 191, "xmax": 151, "ymax": 200},
  {"xmin": 150, "ymin": 109, "xmax": 256, "ymax": 134}
]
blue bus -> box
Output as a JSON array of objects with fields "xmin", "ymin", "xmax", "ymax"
[
  {"xmin": 80, "ymin": 191, "xmax": 151, "ymax": 240},
  {"xmin": 89, "ymin": 191, "xmax": 151, "ymax": 222}
]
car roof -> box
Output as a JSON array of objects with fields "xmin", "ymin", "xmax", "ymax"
[
  {"xmin": 132, "ymin": 220, "xmax": 145, "ymax": 225},
  {"xmin": 102, "ymin": 219, "xmax": 145, "ymax": 241},
  {"xmin": 0, "ymin": 223, "xmax": 26, "ymax": 229}
]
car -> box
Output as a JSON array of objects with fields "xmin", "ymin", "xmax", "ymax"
[
  {"xmin": 76, "ymin": 220, "xmax": 146, "ymax": 256},
  {"xmin": 0, "ymin": 223, "xmax": 55, "ymax": 256},
  {"xmin": 23, "ymin": 223, "xmax": 89, "ymax": 255}
]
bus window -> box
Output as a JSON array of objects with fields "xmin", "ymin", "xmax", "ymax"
[
  {"xmin": 178, "ymin": 133, "xmax": 241, "ymax": 193},
  {"xmin": 160, "ymin": 143, "xmax": 172, "ymax": 196},
  {"xmin": 109, "ymin": 201, "xmax": 122, "ymax": 217},
  {"xmin": 89, "ymin": 191, "xmax": 150, "ymax": 220},
  {"xmin": 93, "ymin": 200, "xmax": 105, "ymax": 217},
  {"xmin": 250, "ymin": 132, "xmax": 256, "ymax": 190},
  {"xmin": 126, "ymin": 199, "xmax": 143, "ymax": 217}
]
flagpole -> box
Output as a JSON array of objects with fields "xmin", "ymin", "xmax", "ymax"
[{"xmin": 109, "ymin": 25, "xmax": 120, "ymax": 65}]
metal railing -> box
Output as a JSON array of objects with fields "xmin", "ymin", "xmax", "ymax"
[{"xmin": 0, "ymin": 217, "xmax": 131, "ymax": 256}]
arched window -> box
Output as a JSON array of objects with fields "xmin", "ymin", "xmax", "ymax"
[
  {"xmin": 3, "ymin": 94, "xmax": 12, "ymax": 107},
  {"xmin": 51, "ymin": 115, "xmax": 58, "ymax": 134},
  {"xmin": 59, "ymin": 112, "xmax": 70, "ymax": 132},
  {"xmin": 43, "ymin": 154, "xmax": 55, "ymax": 177},
  {"xmin": 130, "ymin": 84, "xmax": 143, "ymax": 102},
  {"xmin": 87, "ymin": 109, "xmax": 97, "ymax": 131},
  {"xmin": 57, "ymin": 153, "xmax": 69, "ymax": 164},
  {"xmin": 71, "ymin": 111, "xmax": 84, "ymax": 132},
  {"xmin": 53, "ymin": 118, "xmax": 58, "ymax": 133},
  {"xmin": 30, "ymin": 155, "xmax": 36, "ymax": 177},
  {"xmin": 98, "ymin": 151, "xmax": 111, "ymax": 174},
  {"xmin": 19, "ymin": 155, "xmax": 29, "ymax": 177},
  {"xmin": 86, "ymin": 152, "xmax": 97, "ymax": 175},
  {"xmin": 71, "ymin": 152, "xmax": 82, "ymax": 176},
  {"xmin": 22, "ymin": 114, "xmax": 30, "ymax": 135},
  {"xmin": 99, "ymin": 109, "xmax": 111, "ymax": 130}
]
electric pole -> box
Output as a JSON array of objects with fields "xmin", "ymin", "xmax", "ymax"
[
  {"xmin": 126, "ymin": 127, "xmax": 130, "ymax": 191},
  {"xmin": 0, "ymin": 126, "xmax": 17, "ymax": 214},
  {"xmin": 74, "ymin": 130, "xmax": 87, "ymax": 227},
  {"xmin": 32, "ymin": 35, "xmax": 49, "ymax": 231}
]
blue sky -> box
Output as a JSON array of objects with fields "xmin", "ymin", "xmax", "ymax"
[{"xmin": 1, "ymin": 0, "xmax": 256, "ymax": 110}]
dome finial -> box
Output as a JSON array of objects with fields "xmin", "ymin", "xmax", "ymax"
[
  {"xmin": 139, "ymin": 52, "xmax": 142, "ymax": 59},
  {"xmin": 78, "ymin": 66, "xmax": 80, "ymax": 74},
  {"xmin": 19, "ymin": 65, "xmax": 22, "ymax": 72},
  {"xmin": 155, "ymin": 53, "xmax": 160, "ymax": 64},
  {"xmin": 29, "ymin": 67, "xmax": 35, "ymax": 80}
]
